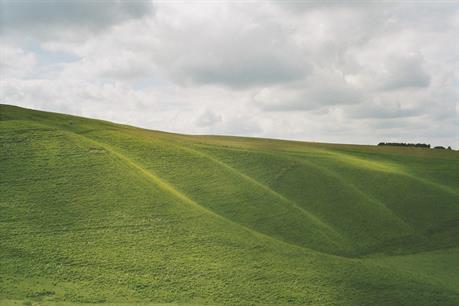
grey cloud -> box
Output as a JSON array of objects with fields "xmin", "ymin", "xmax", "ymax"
[
  {"xmin": 195, "ymin": 110, "xmax": 222, "ymax": 127},
  {"xmin": 193, "ymin": 109, "xmax": 261, "ymax": 135},
  {"xmin": 254, "ymin": 86, "xmax": 361, "ymax": 111},
  {"xmin": 348, "ymin": 101, "xmax": 422, "ymax": 119},
  {"xmin": 178, "ymin": 53, "xmax": 307, "ymax": 89},
  {"xmin": 150, "ymin": 3, "xmax": 310, "ymax": 89},
  {"xmin": 0, "ymin": 0, "xmax": 153, "ymax": 36},
  {"xmin": 390, "ymin": 2, "xmax": 459, "ymax": 32},
  {"xmin": 368, "ymin": 117, "xmax": 427, "ymax": 131},
  {"xmin": 219, "ymin": 114, "xmax": 263, "ymax": 136},
  {"xmin": 344, "ymin": 49, "xmax": 433, "ymax": 93},
  {"xmin": 274, "ymin": 0, "xmax": 384, "ymax": 13},
  {"xmin": 346, "ymin": 81, "xmax": 457, "ymax": 121},
  {"xmin": 254, "ymin": 70, "xmax": 362, "ymax": 111},
  {"xmin": 380, "ymin": 55, "xmax": 430, "ymax": 91}
]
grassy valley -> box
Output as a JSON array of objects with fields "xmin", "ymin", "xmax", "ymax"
[{"xmin": 1, "ymin": 104, "xmax": 458, "ymax": 305}]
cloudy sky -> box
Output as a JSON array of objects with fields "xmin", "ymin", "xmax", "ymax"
[{"xmin": 1, "ymin": 0, "xmax": 458, "ymax": 147}]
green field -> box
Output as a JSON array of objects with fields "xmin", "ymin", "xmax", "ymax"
[{"xmin": 1, "ymin": 104, "xmax": 458, "ymax": 305}]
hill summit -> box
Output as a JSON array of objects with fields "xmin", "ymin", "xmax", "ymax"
[{"xmin": 1, "ymin": 104, "xmax": 458, "ymax": 305}]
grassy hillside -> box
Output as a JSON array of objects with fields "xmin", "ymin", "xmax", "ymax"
[{"xmin": 1, "ymin": 104, "xmax": 458, "ymax": 305}]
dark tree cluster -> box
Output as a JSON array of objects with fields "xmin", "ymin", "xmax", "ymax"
[
  {"xmin": 434, "ymin": 146, "xmax": 453, "ymax": 150},
  {"xmin": 377, "ymin": 142, "xmax": 431, "ymax": 148},
  {"xmin": 377, "ymin": 143, "xmax": 453, "ymax": 150}
]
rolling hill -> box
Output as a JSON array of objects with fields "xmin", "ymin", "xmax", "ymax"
[{"xmin": 1, "ymin": 104, "xmax": 458, "ymax": 305}]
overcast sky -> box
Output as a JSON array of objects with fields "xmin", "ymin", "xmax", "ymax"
[{"xmin": 1, "ymin": 0, "xmax": 458, "ymax": 147}]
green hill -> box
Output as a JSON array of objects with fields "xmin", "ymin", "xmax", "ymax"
[{"xmin": 1, "ymin": 104, "xmax": 458, "ymax": 305}]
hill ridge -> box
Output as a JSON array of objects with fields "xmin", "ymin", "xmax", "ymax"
[{"xmin": 1, "ymin": 104, "xmax": 459, "ymax": 305}]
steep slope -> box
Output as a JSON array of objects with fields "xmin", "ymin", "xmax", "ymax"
[{"xmin": 1, "ymin": 104, "xmax": 458, "ymax": 305}]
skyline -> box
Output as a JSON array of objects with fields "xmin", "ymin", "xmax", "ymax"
[{"xmin": 1, "ymin": 0, "xmax": 458, "ymax": 147}]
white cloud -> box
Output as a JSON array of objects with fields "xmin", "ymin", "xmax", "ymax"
[
  {"xmin": 254, "ymin": 68, "xmax": 362, "ymax": 111},
  {"xmin": 0, "ymin": 45, "xmax": 36, "ymax": 78},
  {"xmin": 344, "ymin": 42, "xmax": 432, "ymax": 92},
  {"xmin": 146, "ymin": 2, "xmax": 311, "ymax": 88},
  {"xmin": 195, "ymin": 109, "xmax": 222, "ymax": 128}
]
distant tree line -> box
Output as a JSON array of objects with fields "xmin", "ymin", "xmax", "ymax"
[
  {"xmin": 433, "ymin": 146, "xmax": 453, "ymax": 150},
  {"xmin": 377, "ymin": 142, "xmax": 452, "ymax": 150},
  {"xmin": 377, "ymin": 142, "xmax": 431, "ymax": 148}
]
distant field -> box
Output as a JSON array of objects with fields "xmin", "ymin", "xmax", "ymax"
[{"xmin": 1, "ymin": 104, "xmax": 458, "ymax": 305}]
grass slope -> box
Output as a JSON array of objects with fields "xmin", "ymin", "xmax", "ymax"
[{"xmin": 1, "ymin": 104, "xmax": 458, "ymax": 305}]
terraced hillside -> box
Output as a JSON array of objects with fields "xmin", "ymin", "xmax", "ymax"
[{"xmin": 1, "ymin": 104, "xmax": 458, "ymax": 305}]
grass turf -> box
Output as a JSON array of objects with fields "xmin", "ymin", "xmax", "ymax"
[{"xmin": 1, "ymin": 104, "xmax": 458, "ymax": 305}]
